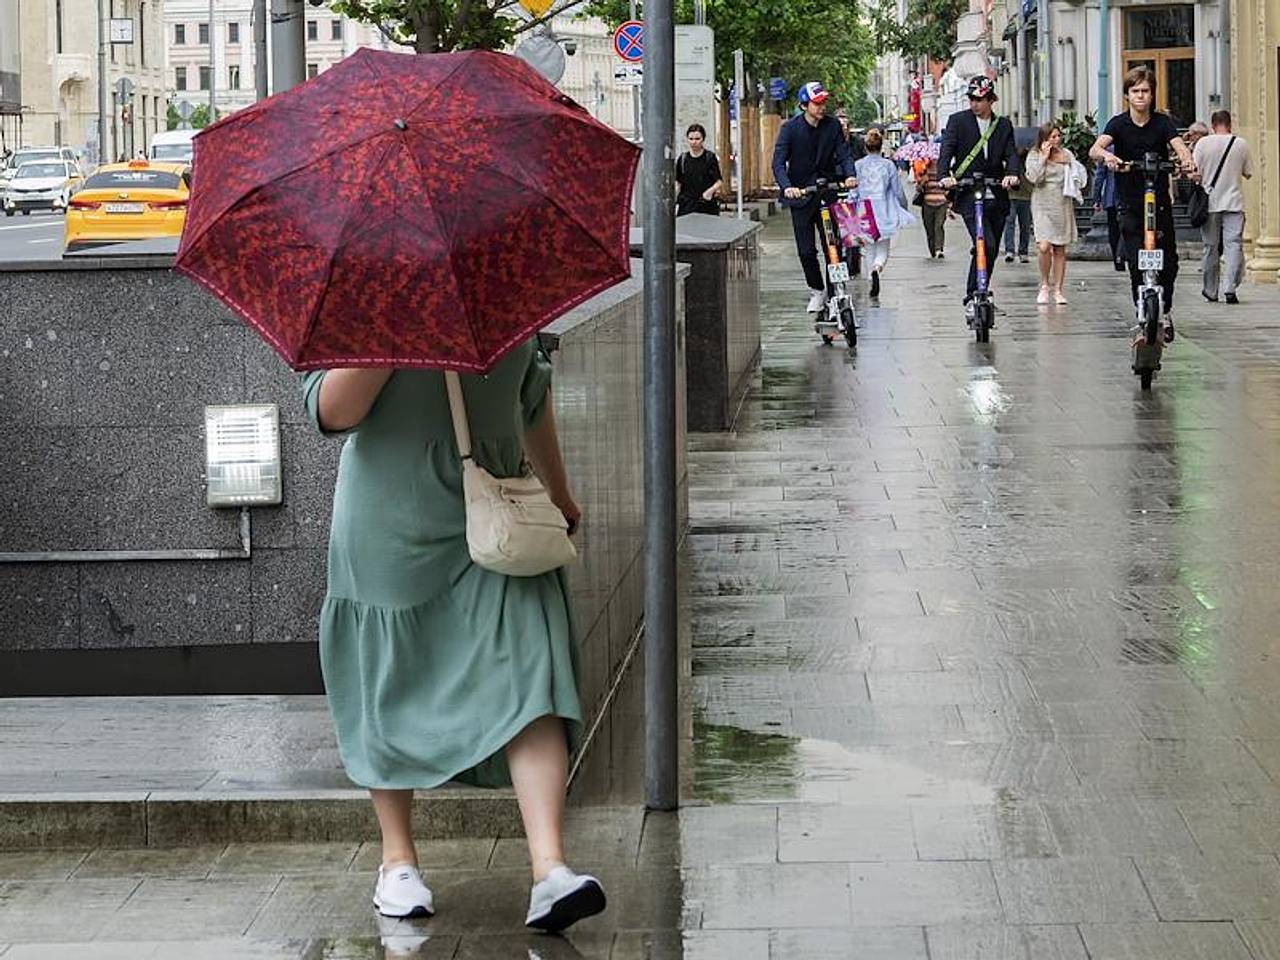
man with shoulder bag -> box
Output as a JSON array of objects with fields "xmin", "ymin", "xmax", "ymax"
[{"xmin": 1192, "ymin": 110, "xmax": 1253, "ymax": 304}]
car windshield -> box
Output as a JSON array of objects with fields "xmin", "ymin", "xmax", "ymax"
[
  {"xmin": 7, "ymin": 152, "xmax": 59, "ymax": 170},
  {"xmin": 16, "ymin": 163, "xmax": 66, "ymax": 179},
  {"xmin": 84, "ymin": 170, "xmax": 182, "ymax": 190},
  {"xmin": 151, "ymin": 144, "xmax": 193, "ymax": 161}
]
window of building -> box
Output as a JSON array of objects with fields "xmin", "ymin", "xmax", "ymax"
[
  {"xmin": 228, "ymin": 21, "xmax": 240, "ymax": 44},
  {"xmin": 307, "ymin": 20, "xmax": 318, "ymax": 41},
  {"xmin": 198, "ymin": 21, "xmax": 209, "ymax": 45},
  {"xmin": 229, "ymin": 65, "xmax": 241, "ymax": 90},
  {"xmin": 176, "ymin": 66, "xmax": 188, "ymax": 91},
  {"xmin": 331, "ymin": 19, "xmax": 342, "ymax": 40},
  {"xmin": 56, "ymin": 0, "xmax": 64, "ymax": 52},
  {"xmin": 307, "ymin": 63, "xmax": 319, "ymax": 79},
  {"xmin": 139, "ymin": 3, "xmax": 146, "ymax": 66},
  {"xmin": 199, "ymin": 65, "xmax": 211, "ymax": 90},
  {"xmin": 174, "ymin": 23, "xmax": 185, "ymax": 44}
]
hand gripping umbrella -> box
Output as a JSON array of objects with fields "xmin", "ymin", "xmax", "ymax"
[{"xmin": 175, "ymin": 48, "xmax": 641, "ymax": 373}]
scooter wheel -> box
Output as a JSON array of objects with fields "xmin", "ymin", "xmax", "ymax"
[
  {"xmin": 821, "ymin": 335, "xmax": 834, "ymax": 346},
  {"xmin": 841, "ymin": 309, "xmax": 856, "ymax": 348}
]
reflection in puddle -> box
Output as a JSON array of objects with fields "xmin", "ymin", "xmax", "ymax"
[{"xmin": 964, "ymin": 368, "xmax": 1011, "ymax": 425}]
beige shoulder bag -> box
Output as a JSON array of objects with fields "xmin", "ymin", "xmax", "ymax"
[{"xmin": 444, "ymin": 371, "xmax": 577, "ymax": 577}]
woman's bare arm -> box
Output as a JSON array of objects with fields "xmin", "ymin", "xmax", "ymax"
[
  {"xmin": 316, "ymin": 368, "xmax": 395, "ymax": 432},
  {"xmin": 522, "ymin": 390, "xmax": 581, "ymax": 534}
]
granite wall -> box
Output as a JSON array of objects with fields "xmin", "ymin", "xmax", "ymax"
[{"xmin": 0, "ymin": 256, "xmax": 688, "ymax": 733}]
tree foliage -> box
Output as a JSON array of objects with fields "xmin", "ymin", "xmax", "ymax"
[
  {"xmin": 581, "ymin": 0, "xmax": 876, "ymax": 106},
  {"xmin": 868, "ymin": 0, "xmax": 965, "ymax": 62},
  {"xmin": 332, "ymin": 0, "xmax": 561, "ymax": 53},
  {"xmin": 166, "ymin": 103, "xmax": 216, "ymax": 130}
]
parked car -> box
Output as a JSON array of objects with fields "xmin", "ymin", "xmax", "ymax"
[
  {"xmin": 149, "ymin": 130, "xmax": 198, "ymax": 166},
  {"xmin": 64, "ymin": 159, "xmax": 191, "ymax": 252},
  {"xmin": 0, "ymin": 146, "xmax": 81, "ymax": 187},
  {"xmin": 1, "ymin": 160, "xmax": 85, "ymax": 216}
]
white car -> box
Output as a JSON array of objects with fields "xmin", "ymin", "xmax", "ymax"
[
  {"xmin": 2, "ymin": 160, "xmax": 85, "ymax": 216},
  {"xmin": 0, "ymin": 147, "xmax": 81, "ymax": 187}
]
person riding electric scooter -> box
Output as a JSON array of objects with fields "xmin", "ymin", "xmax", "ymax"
[
  {"xmin": 772, "ymin": 81, "xmax": 858, "ymax": 317},
  {"xmin": 937, "ymin": 76, "xmax": 1021, "ymax": 328}
]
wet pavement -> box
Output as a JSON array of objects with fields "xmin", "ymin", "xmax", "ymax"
[{"xmin": 6, "ymin": 211, "xmax": 1280, "ymax": 956}]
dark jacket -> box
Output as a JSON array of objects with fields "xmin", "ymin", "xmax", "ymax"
[
  {"xmin": 936, "ymin": 110, "xmax": 1020, "ymax": 206},
  {"xmin": 771, "ymin": 114, "xmax": 856, "ymax": 210}
]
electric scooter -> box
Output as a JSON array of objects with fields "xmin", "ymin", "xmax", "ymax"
[
  {"xmin": 1121, "ymin": 152, "xmax": 1179, "ymax": 390},
  {"xmin": 804, "ymin": 179, "xmax": 858, "ymax": 349},
  {"xmin": 954, "ymin": 173, "xmax": 996, "ymax": 343}
]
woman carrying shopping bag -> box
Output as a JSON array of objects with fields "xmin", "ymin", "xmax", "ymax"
[
  {"xmin": 1024, "ymin": 122, "xmax": 1083, "ymax": 305},
  {"xmin": 854, "ymin": 128, "xmax": 914, "ymax": 298}
]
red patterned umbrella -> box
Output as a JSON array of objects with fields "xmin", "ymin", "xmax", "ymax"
[{"xmin": 175, "ymin": 48, "xmax": 640, "ymax": 373}]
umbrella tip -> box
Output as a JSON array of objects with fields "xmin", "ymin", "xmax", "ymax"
[{"xmin": 394, "ymin": 118, "xmax": 408, "ymax": 131}]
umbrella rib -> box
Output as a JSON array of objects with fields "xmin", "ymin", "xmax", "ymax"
[{"xmin": 299, "ymin": 135, "xmax": 403, "ymax": 358}]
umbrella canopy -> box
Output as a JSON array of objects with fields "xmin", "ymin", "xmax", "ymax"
[
  {"xmin": 176, "ymin": 48, "xmax": 641, "ymax": 373},
  {"xmin": 892, "ymin": 140, "xmax": 939, "ymax": 162}
]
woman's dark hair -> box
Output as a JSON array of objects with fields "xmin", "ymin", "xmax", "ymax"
[
  {"xmin": 864, "ymin": 128, "xmax": 883, "ymax": 153},
  {"xmin": 686, "ymin": 124, "xmax": 706, "ymax": 138},
  {"xmin": 1033, "ymin": 122, "xmax": 1060, "ymax": 151}
]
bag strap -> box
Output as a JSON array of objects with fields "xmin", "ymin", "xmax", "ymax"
[
  {"xmin": 1207, "ymin": 136, "xmax": 1236, "ymax": 192},
  {"xmin": 953, "ymin": 116, "xmax": 998, "ymax": 179},
  {"xmin": 444, "ymin": 371, "xmax": 473, "ymax": 461}
]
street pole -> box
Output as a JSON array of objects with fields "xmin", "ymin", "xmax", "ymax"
[
  {"xmin": 254, "ymin": 0, "xmax": 269, "ymax": 99},
  {"xmin": 97, "ymin": 0, "xmax": 109, "ymax": 165},
  {"xmin": 733, "ymin": 48, "xmax": 743, "ymax": 219},
  {"xmin": 629, "ymin": 0, "xmax": 641, "ymax": 140},
  {"xmin": 1097, "ymin": 0, "xmax": 1109, "ymax": 130},
  {"xmin": 642, "ymin": 0, "xmax": 677, "ymax": 812},
  {"xmin": 209, "ymin": 0, "xmax": 216, "ymax": 118},
  {"xmin": 270, "ymin": 0, "xmax": 306, "ymax": 93},
  {"xmin": 1036, "ymin": 0, "xmax": 1052, "ymax": 122}
]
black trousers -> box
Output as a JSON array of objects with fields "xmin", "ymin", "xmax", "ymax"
[
  {"xmin": 957, "ymin": 197, "xmax": 1009, "ymax": 300},
  {"xmin": 1120, "ymin": 203, "xmax": 1179, "ymax": 312},
  {"xmin": 1106, "ymin": 207, "xmax": 1122, "ymax": 264},
  {"xmin": 790, "ymin": 204, "xmax": 826, "ymax": 291}
]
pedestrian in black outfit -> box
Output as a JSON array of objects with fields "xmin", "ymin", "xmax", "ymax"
[
  {"xmin": 1092, "ymin": 146, "xmax": 1125, "ymax": 270},
  {"xmin": 1090, "ymin": 65, "xmax": 1198, "ymax": 337},
  {"xmin": 675, "ymin": 124, "xmax": 724, "ymax": 217},
  {"xmin": 937, "ymin": 76, "xmax": 1021, "ymax": 323},
  {"xmin": 771, "ymin": 81, "xmax": 857, "ymax": 314}
]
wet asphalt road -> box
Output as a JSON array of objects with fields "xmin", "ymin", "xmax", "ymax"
[{"xmin": 0, "ymin": 211, "xmax": 64, "ymax": 262}]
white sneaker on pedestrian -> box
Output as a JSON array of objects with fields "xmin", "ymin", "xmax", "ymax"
[
  {"xmin": 963, "ymin": 299, "xmax": 976, "ymax": 325},
  {"xmin": 526, "ymin": 865, "xmax": 607, "ymax": 932},
  {"xmin": 373, "ymin": 863, "xmax": 434, "ymax": 919},
  {"xmin": 806, "ymin": 289, "xmax": 827, "ymax": 313}
]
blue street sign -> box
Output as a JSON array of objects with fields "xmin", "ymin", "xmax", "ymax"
[
  {"xmin": 728, "ymin": 83, "xmax": 737, "ymax": 120},
  {"xmin": 769, "ymin": 77, "xmax": 787, "ymax": 100},
  {"xmin": 613, "ymin": 20, "xmax": 644, "ymax": 63}
]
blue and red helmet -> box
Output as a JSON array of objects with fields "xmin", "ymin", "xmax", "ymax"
[{"xmin": 797, "ymin": 81, "xmax": 829, "ymax": 106}]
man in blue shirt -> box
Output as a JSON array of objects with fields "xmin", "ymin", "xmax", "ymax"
[{"xmin": 772, "ymin": 81, "xmax": 857, "ymax": 314}]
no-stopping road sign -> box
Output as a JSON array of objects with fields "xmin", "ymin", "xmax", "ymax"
[{"xmin": 613, "ymin": 20, "xmax": 644, "ymax": 62}]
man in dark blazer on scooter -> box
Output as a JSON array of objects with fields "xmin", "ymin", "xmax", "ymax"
[{"xmin": 938, "ymin": 75, "xmax": 1022, "ymax": 323}]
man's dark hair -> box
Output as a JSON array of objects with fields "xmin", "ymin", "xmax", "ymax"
[
  {"xmin": 1123, "ymin": 65, "xmax": 1157, "ymax": 96},
  {"xmin": 1210, "ymin": 109, "xmax": 1232, "ymax": 129},
  {"xmin": 686, "ymin": 124, "xmax": 706, "ymax": 138}
]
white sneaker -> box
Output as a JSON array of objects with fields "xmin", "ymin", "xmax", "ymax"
[
  {"xmin": 806, "ymin": 289, "xmax": 827, "ymax": 313},
  {"xmin": 373, "ymin": 863, "xmax": 434, "ymax": 918},
  {"xmin": 526, "ymin": 865, "xmax": 607, "ymax": 932},
  {"xmin": 964, "ymin": 299, "xmax": 976, "ymax": 325}
]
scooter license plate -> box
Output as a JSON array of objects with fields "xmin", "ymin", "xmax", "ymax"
[
  {"xmin": 827, "ymin": 261, "xmax": 850, "ymax": 284},
  {"xmin": 1137, "ymin": 249, "xmax": 1164, "ymax": 271}
]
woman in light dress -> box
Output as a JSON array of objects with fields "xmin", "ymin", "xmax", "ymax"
[
  {"xmin": 853, "ymin": 128, "xmax": 914, "ymax": 299},
  {"xmin": 1023, "ymin": 122, "xmax": 1081, "ymax": 305}
]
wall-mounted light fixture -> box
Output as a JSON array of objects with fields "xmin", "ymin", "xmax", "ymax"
[{"xmin": 204, "ymin": 404, "xmax": 282, "ymax": 507}]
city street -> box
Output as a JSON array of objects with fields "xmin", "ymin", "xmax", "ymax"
[
  {"xmin": 0, "ymin": 212, "xmax": 63, "ymax": 262},
  {"xmin": 4, "ymin": 210, "xmax": 1280, "ymax": 957}
]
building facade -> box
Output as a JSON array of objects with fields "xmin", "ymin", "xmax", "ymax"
[
  {"xmin": 1230, "ymin": 0, "xmax": 1278, "ymax": 282},
  {"xmin": 14, "ymin": 0, "xmax": 169, "ymax": 163}
]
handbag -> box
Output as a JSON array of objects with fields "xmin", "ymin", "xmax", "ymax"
[
  {"xmin": 832, "ymin": 197, "xmax": 880, "ymax": 246},
  {"xmin": 444, "ymin": 371, "xmax": 577, "ymax": 577},
  {"xmin": 1187, "ymin": 136, "xmax": 1235, "ymax": 228}
]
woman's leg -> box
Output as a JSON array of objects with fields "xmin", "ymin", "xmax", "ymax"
[
  {"xmin": 1037, "ymin": 241, "xmax": 1052, "ymax": 288},
  {"xmin": 370, "ymin": 789, "xmax": 417, "ymax": 868},
  {"xmin": 506, "ymin": 714, "xmax": 569, "ymax": 883},
  {"xmin": 1053, "ymin": 246, "xmax": 1068, "ymax": 300}
]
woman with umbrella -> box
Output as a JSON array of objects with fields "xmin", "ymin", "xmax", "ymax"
[{"xmin": 176, "ymin": 48, "xmax": 641, "ymax": 932}]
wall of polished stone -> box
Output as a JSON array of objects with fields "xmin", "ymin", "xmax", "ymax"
[{"xmin": 0, "ymin": 256, "xmax": 688, "ymax": 739}]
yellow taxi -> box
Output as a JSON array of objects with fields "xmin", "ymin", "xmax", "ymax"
[{"xmin": 64, "ymin": 159, "xmax": 191, "ymax": 252}]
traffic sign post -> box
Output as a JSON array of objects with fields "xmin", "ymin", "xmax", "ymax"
[{"xmin": 614, "ymin": 63, "xmax": 643, "ymax": 86}]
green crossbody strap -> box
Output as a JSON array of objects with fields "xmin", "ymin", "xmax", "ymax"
[{"xmin": 953, "ymin": 117, "xmax": 999, "ymax": 179}]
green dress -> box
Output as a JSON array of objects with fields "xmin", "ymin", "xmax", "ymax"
[{"xmin": 302, "ymin": 340, "xmax": 583, "ymax": 790}]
